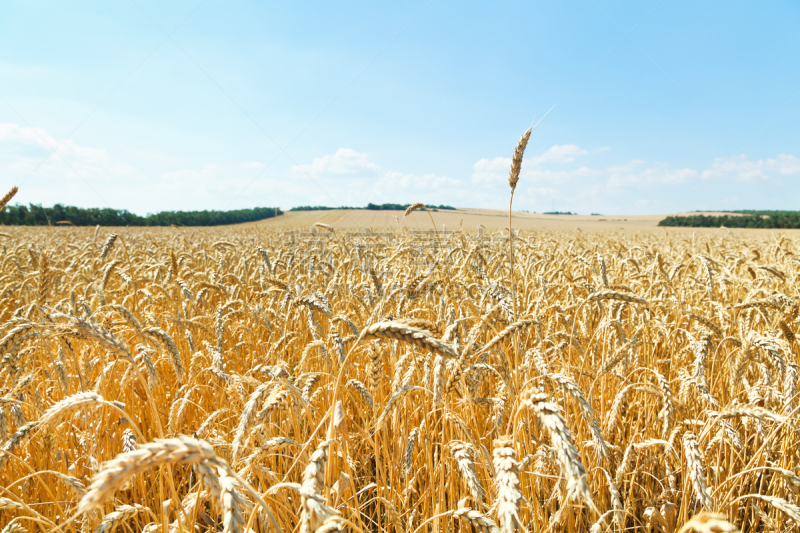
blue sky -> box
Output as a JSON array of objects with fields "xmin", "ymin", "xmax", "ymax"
[{"xmin": 1, "ymin": 1, "xmax": 799, "ymax": 215}]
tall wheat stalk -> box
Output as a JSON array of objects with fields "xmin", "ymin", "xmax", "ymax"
[{"xmin": 507, "ymin": 127, "xmax": 532, "ymax": 370}]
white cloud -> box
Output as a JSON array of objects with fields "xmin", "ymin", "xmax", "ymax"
[
  {"xmin": 471, "ymin": 156, "xmax": 510, "ymax": 184},
  {"xmin": 701, "ymin": 153, "xmax": 800, "ymax": 181},
  {"xmin": 284, "ymin": 148, "xmax": 464, "ymax": 207},
  {"xmin": 574, "ymin": 166, "xmax": 602, "ymax": 177},
  {"xmin": 0, "ymin": 122, "xmax": 130, "ymax": 183},
  {"xmin": 530, "ymin": 144, "xmax": 588, "ymax": 165},
  {"xmin": 5, "ymin": 120, "xmax": 800, "ymax": 217},
  {"xmin": 0, "ymin": 122, "xmax": 109, "ymax": 165},
  {"xmin": 290, "ymin": 148, "xmax": 379, "ymax": 178},
  {"xmin": 467, "ymin": 143, "xmax": 800, "ymax": 214},
  {"xmin": 0, "ymin": 130, "xmax": 468, "ymax": 212},
  {"xmin": 640, "ymin": 165, "xmax": 697, "ymax": 184},
  {"xmin": 607, "ymin": 161, "xmax": 696, "ymax": 188},
  {"xmin": 381, "ymin": 171, "xmax": 461, "ymax": 189},
  {"xmin": 777, "ymin": 154, "xmax": 800, "ymax": 174},
  {"xmin": 0, "ymin": 123, "xmax": 52, "ymax": 149},
  {"xmin": 0, "ymin": 122, "xmax": 233, "ymax": 212},
  {"xmin": 606, "ymin": 160, "xmax": 645, "ymax": 174}
]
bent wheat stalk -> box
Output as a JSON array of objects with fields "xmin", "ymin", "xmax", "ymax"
[
  {"xmin": 520, "ymin": 392, "xmax": 596, "ymax": 511},
  {"xmin": 78, "ymin": 436, "xmax": 225, "ymax": 514},
  {"xmin": 359, "ymin": 321, "xmax": 458, "ymax": 359}
]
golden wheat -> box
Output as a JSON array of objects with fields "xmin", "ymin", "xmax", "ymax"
[{"xmin": 0, "ymin": 221, "xmax": 798, "ymax": 531}]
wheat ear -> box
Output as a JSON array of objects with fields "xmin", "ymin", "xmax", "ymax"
[
  {"xmin": 95, "ymin": 504, "xmax": 147, "ymax": 533},
  {"xmin": 683, "ymin": 431, "xmax": 714, "ymax": 511},
  {"xmin": 376, "ymin": 385, "xmax": 428, "ymax": 429},
  {"xmin": 584, "ymin": 289, "xmax": 648, "ymax": 306},
  {"xmin": 732, "ymin": 494, "xmax": 800, "ymax": 526},
  {"xmin": 451, "ymin": 441, "xmax": 485, "ymax": 508},
  {"xmin": 478, "ymin": 316, "xmax": 540, "ymax": 356},
  {"xmin": 454, "ymin": 506, "xmax": 501, "ymax": 533},
  {"xmin": 360, "ymin": 321, "xmax": 458, "ymax": 359},
  {"xmin": 298, "ymin": 439, "xmax": 338, "ymax": 531},
  {"xmin": 100, "ymin": 234, "xmax": 118, "ymax": 260},
  {"xmin": 677, "ymin": 511, "xmax": 737, "ymax": 533},
  {"xmin": 521, "ymin": 392, "xmax": 595, "ymax": 510},
  {"xmin": 232, "ymin": 382, "xmax": 272, "ymax": 462},
  {"xmin": 78, "ymin": 436, "xmax": 225, "ymax": 514},
  {"xmin": 0, "ymin": 186, "xmax": 18, "ymax": 211},
  {"xmin": 492, "ymin": 436, "xmax": 522, "ymax": 533}
]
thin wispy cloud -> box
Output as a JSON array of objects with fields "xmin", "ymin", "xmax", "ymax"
[
  {"xmin": 3, "ymin": 120, "xmax": 800, "ymax": 215},
  {"xmin": 289, "ymin": 148, "xmax": 463, "ymax": 206},
  {"xmin": 0, "ymin": 123, "xmax": 135, "ymax": 184},
  {"xmin": 470, "ymin": 143, "xmax": 800, "ymax": 213},
  {"xmin": 290, "ymin": 148, "xmax": 380, "ymax": 178},
  {"xmin": 530, "ymin": 144, "xmax": 588, "ymax": 165},
  {"xmin": 0, "ymin": 123, "xmax": 110, "ymax": 167}
]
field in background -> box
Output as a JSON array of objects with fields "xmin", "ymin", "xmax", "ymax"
[
  {"xmin": 248, "ymin": 207, "xmax": 665, "ymax": 231},
  {"xmin": 0, "ymin": 224, "xmax": 799, "ymax": 532},
  {"xmin": 250, "ymin": 207, "xmax": 800, "ymax": 238}
]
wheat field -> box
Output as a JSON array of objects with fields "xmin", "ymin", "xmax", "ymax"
[{"xmin": 1, "ymin": 223, "xmax": 799, "ymax": 533}]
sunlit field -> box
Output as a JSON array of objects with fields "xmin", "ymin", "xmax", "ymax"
[{"xmin": 1, "ymin": 222, "xmax": 799, "ymax": 533}]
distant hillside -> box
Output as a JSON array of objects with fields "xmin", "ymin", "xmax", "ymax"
[{"xmin": 0, "ymin": 203, "xmax": 283, "ymax": 226}]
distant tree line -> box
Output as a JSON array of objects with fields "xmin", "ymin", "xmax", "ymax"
[
  {"xmin": 727, "ymin": 210, "xmax": 800, "ymax": 217},
  {"xmin": 543, "ymin": 211, "xmax": 576, "ymax": 215},
  {"xmin": 0, "ymin": 203, "xmax": 283, "ymax": 226},
  {"xmin": 366, "ymin": 202, "xmax": 455, "ymax": 211},
  {"xmin": 289, "ymin": 205, "xmax": 352, "ymax": 211},
  {"xmin": 291, "ymin": 203, "xmax": 456, "ymax": 211},
  {"xmin": 659, "ymin": 213, "xmax": 800, "ymax": 229}
]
